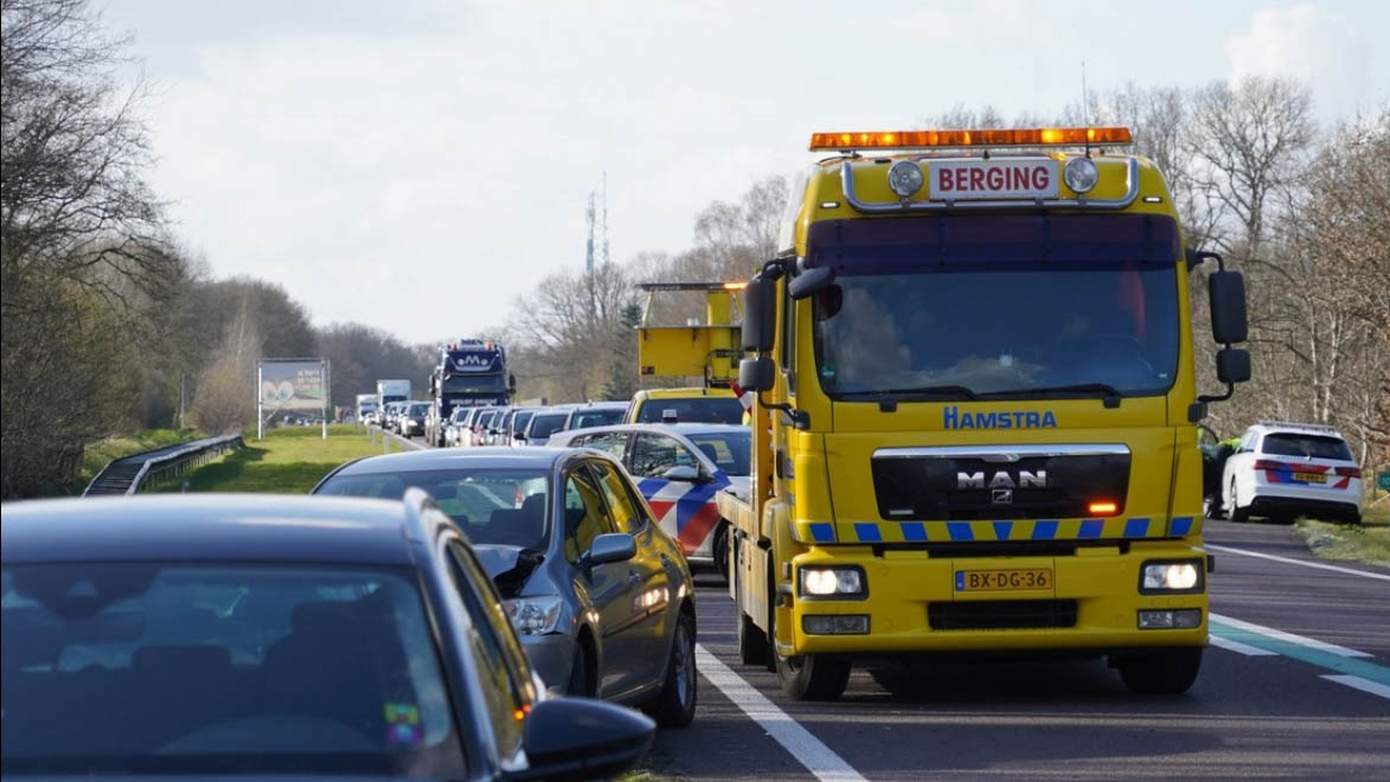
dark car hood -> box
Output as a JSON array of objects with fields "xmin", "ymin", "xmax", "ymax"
[{"xmin": 473, "ymin": 543, "xmax": 543, "ymax": 597}]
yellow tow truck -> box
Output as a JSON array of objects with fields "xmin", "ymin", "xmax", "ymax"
[{"xmin": 720, "ymin": 126, "xmax": 1251, "ymax": 699}]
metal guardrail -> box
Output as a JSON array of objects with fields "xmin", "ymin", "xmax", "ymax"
[{"xmin": 83, "ymin": 434, "xmax": 244, "ymax": 496}]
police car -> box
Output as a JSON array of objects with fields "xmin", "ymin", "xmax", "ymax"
[
  {"xmin": 1219, "ymin": 421, "xmax": 1363, "ymax": 523},
  {"xmin": 549, "ymin": 423, "xmax": 750, "ymax": 578}
]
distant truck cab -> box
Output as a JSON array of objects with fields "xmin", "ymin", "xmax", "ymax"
[
  {"xmin": 723, "ymin": 126, "xmax": 1251, "ymax": 700},
  {"xmin": 426, "ymin": 340, "xmax": 515, "ymax": 447}
]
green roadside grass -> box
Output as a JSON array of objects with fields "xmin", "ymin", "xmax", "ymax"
[
  {"xmin": 69, "ymin": 428, "xmax": 202, "ymax": 494},
  {"xmin": 173, "ymin": 424, "xmax": 403, "ymax": 494},
  {"xmin": 1296, "ymin": 503, "xmax": 1390, "ymax": 568}
]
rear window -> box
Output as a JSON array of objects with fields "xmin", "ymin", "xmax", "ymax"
[
  {"xmin": 1, "ymin": 564, "xmax": 461, "ymax": 777},
  {"xmin": 569, "ymin": 408, "xmax": 624, "ymax": 430},
  {"xmin": 1262, "ymin": 433, "xmax": 1353, "ymax": 461},
  {"xmin": 528, "ymin": 414, "xmax": 568, "ymax": 440},
  {"xmin": 635, "ymin": 397, "xmax": 744, "ymax": 424},
  {"xmin": 318, "ymin": 469, "xmax": 551, "ymax": 551}
]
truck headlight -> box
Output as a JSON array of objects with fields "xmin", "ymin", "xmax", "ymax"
[
  {"xmin": 504, "ymin": 596, "xmax": 564, "ymax": 635},
  {"xmin": 799, "ymin": 566, "xmax": 866, "ymax": 599},
  {"xmin": 1140, "ymin": 560, "xmax": 1203, "ymax": 593}
]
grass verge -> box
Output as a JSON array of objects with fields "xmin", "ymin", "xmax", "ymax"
[
  {"xmin": 174, "ymin": 424, "xmax": 405, "ymax": 494},
  {"xmin": 1296, "ymin": 505, "xmax": 1390, "ymax": 568},
  {"xmin": 69, "ymin": 428, "xmax": 202, "ymax": 494}
]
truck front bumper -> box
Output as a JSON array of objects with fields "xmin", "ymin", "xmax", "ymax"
[{"xmin": 784, "ymin": 541, "xmax": 1208, "ymax": 657}]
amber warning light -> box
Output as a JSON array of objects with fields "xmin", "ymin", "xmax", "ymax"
[{"xmin": 809, "ymin": 127, "xmax": 1133, "ymax": 151}]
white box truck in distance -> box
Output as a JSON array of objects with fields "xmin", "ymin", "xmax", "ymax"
[{"xmin": 376, "ymin": 379, "xmax": 411, "ymax": 409}]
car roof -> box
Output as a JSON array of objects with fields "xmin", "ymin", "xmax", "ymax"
[
  {"xmin": 555, "ymin": 422, "xmax": 748, "ymax": 440},
  {"xmin": 1248, "ymin": 421, "xmax": 1347, "ymax": 439},
  {"xmin": 328, "ymin": 447, "xmax": 574, "ymax": 477},
  {"xmin": 634, "ymin": 386, "xmax": 737, "ymax": 399},
  {"xmin": 571, "ymin": 401, "xmax": 627, "ymax": 409},
  {"xmin": 1, "ymin": 495, "xmax": 418, "ymax": 565}
]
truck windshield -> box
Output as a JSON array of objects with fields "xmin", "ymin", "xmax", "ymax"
[
  {"xmin": 809, "ymin": 214, "xmax": 1181, "ymax": 400},
  {"xmin": 443, "ymin": 374, "xmax": 505, "ymax": 394}
]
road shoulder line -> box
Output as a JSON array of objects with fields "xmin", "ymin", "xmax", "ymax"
[
  {"xmin": 1321, "ymin": 674, "xmax": 1390, "ymax": 700},
  {"xmin": 695, "ymin": 645, "xmax": 866, "ymax": 782},
  {"xmin": 1208, "ymin": 634, "xmax": 1276, "ymax": 656},
  {"xmin": 1206, "ymin": 543, "xmax": 1390, "ymax": 582},
  {"xmin": 1210, "ymin": 613, "xmax": 1372, "ymax": 658}
]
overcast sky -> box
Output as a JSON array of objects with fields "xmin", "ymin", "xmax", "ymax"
[{"xmin": 97, "ymin": 0, "xmax": 1388, "ymax": 344}]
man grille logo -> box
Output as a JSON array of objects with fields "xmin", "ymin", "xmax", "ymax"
[
  {"xmin": 991, "ymin": 488, "xmax": 1013, "ymax": 504},
  {"xmin": 957, "ymin": 470, "xmax": 1047, "ymax": 490}
]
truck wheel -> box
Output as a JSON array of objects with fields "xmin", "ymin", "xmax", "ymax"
[
  {"xmin": 737, "ymin": 612, "xmax": 768, "ymax": 667},
  {"xmin": 776, "ymin": 651, "xmax": 851, "ymax": 701},
  {"xmin": 1115, "ymin": 648, "xmax": 1202, "ymax": 695},
  {"xmin": 712, "ymin": 523, "xmax": 730, "ymax": 586}
]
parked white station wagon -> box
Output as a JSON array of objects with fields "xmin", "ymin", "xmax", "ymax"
[{"xmin": 1219, "ymin": 421, "xmax": 1363, "ymax": 524}]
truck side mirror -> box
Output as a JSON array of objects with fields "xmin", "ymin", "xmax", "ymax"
[
  {"xmin": 508, "ymin": 374, "xmax": 517, "ymax": 393},
  {"xmin": 1208, "ymin": 270, "xmax": 1248, "ymax": 344},
  {"xmin": 788, "ymin": 266, "xmax": 834, "ymax": 300},
  {"xmin": 739, "ymin": 356, "xmax": 775, "ymax": 392},
  {"xmin": 1215, "ymin": 347, "xmax": 1251, "ymax": 384},
  {"xmin": 742, "ymin": 277, "xmax": 775, "ymax": 353}
]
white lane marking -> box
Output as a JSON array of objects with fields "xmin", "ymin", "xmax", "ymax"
[
  {"xmin": 1321, "ymin": 674, "xmax": 1390, "ymax": 700},
  {"xmin": 695, "ymin": 645, "xmax": 866, "ymax": 782},
  {"xmin": 1206, "ymin": 543, "xmax": 1390, "ymax": 582},
  {"xmin": 1208, "ymin": 634, "xmax": 1276, "ymax": 656},
  {"xmin": 1210, "ymin": 613, "xmax": 1373, "ymax": 658}
]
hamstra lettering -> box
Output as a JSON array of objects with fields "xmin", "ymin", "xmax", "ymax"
[{"xmin": 943, "ymin": 406, "xmax": 1058, "ymax": 430}]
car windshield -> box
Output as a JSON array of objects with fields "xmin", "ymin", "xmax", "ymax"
[
  {"xmin": 443, "ymin": 373, "xmax": 505, "ymax": 394},
  {"xmin": 686, "ymin": 430, "xmax": 752, "ymax": 476},
  {"xmin": 1263, "ymin": 433, "xmax": 1353, "ymax": 461},
  {"xmin": 451, "ymin": 408, "xmax": 472, "ymax": 422},
  {"xmin": 809, "ymin": 214, "xmax": 1181, "ymax": 399},
  {"xmin": 529, "ymin": 414, "xmax": 568, "ymax": 439},
  {"xmin": 510, "ymin": 411, "xmax": 534, "ymax": 434},
  {"xmin": 408, "ymin": 403, "xmax": 429, "ymax": 416},
  {"xmin": 636, "ymin": 397, "xmax": 744, "ymax": 424},
  {"xmin": 570, "ymin": 408, "xmax": 624, "ymax": 430},
  {"xmin": 0, "ymin": 564, "xmax": 461, "ymax": 777},
  {"xmin": 318, "ymin": 469, "xmax": 551, "ymax": 550}
]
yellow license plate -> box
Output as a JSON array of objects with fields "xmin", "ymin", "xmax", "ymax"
[
  {"xmin": 1294, "ymin": 472, "xmax": 1326, "ymax": 483},
  {"xmin": 955, "ymin": 568, "xmax": 1053, "ymax": 592}
]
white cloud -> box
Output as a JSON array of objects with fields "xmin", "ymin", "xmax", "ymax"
[{"xmin": 1226, "ymin": 5, "xmax": 1376, "ymax": 123}]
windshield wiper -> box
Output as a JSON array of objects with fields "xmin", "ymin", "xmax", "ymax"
[
  {"xmin": 980, "ymin": 383, "xmax": 1124, "ymax": 408},
  {"xmin": 840, "ymin": 385, "xmax": 980, "ymax": 402}
]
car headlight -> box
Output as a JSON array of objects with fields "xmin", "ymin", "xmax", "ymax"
[
  {"xmin": 1140, "ymin": 560, "xmax": 1203, "ymax": 593},
  {"xmin": 798, "ymin": 566, "xmax": 866, "ymax": 598},
  {"xmin": 504, "ymin": 596, "xmax": 564, "ymax": 635}
]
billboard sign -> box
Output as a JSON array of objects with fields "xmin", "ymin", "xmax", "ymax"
[{"xmin": 257, "ymin": 358, "xmax": 330, "ymax": 439}]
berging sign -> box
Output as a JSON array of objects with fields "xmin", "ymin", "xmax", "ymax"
[
  {"xmin": 258, "ymin": 359, "xmax": 329, "ymax": 413},
  {"xmin": 929, "ymin": 159, "xmax": 1059, "ymax": 200}
]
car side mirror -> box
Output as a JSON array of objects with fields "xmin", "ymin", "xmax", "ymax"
[
  {"xmin": 510, "ymin": 698, "xmax": 655, "ymax": 781},
  {"xmin": 661, "ymin": 464, "xmax": 702, "ymax": 483},
  {"xmin": 584, "ymin": 532, "xmax": 636, "ymax": 568},
  {"xmin": 514, "ymin": 432, "xmax": 528, "ymax": 442}
]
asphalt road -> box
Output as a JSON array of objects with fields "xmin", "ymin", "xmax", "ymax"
[
  {"xmin": 392, "ymin": 432, "xmax": 1389, "ymax": 778},
  {"xmin": 649, "ymin": 519, "xmax": 1390, "ymax": 781}
]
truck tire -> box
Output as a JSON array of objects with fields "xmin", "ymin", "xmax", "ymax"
[
  {"xmin": 712, "ymin": 523, "xmax": 730, "ymax": 586},
  {"xmin": 776, "ymin": 651, "xmax": 851, "ymax": 701},
  {"xmin": 737, "ymin": 612, "xmax": 768, "ymax": 667},
  {"xmin": 1115, "ymin": 648, "xmax": 1202, "ymax": 695}
]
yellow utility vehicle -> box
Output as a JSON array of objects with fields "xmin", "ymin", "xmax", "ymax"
[
  {"xmin": 624, "ymin": 281, "xmax": 747, "ymax": 425},
  {"xmin": 720, "ymin": 127, "xmax": 1251, "ymax": 699}
]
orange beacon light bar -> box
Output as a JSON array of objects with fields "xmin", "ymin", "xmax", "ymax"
[{"xmin": 808, "ymin": 127, "xmax": 1133, "ymax": 151}]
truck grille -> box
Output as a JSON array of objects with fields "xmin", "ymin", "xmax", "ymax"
[
  {"xmin": 928, "ymin": 600, "xmax": 1078, "ymax": 630},
  {"xmin": 872, "ymin": 444, "xmax": 1131, "ymax": 521}
]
